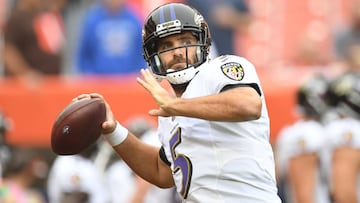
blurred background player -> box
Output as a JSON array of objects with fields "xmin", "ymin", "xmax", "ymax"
[
  {"xmin": 0, "ymin": 146, "xmax": 48, "ymax": 203},
  {"xmin": 0, "ymin": 110, "xmax": 10, "ymax": 180},
  {"xmin": 75, "ymin": 0, "xmax": 145, "ymax": 75},
  {"xmin": 324, "ymin": 71, "xmax": 360, "ymax": 203},
  {"xmin": 275, "ymin": 74, "xmax": 331, "ymax": 203},
  {"xmin": 47, "ymin": 143, "xmax": 110, "ymax": 203}
]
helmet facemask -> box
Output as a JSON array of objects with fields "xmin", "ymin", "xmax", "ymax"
[{"xmin": 151, "ymin": 35, "xmax": 206, "ymax": 84}]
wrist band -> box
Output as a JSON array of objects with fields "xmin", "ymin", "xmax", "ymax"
[{"xmin": 103, "ymin": 121, "xmax": 128, "ymax": 146}]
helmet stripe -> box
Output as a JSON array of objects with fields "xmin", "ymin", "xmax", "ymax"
[
  {"xmin": 159, "ymin": 6, "xmax": 165, "ymax": 23},
  {"xmin": 170, "ymin": 4, "xmax": 176, "ymax": 21}
]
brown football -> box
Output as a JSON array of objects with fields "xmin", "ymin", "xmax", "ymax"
[{"xmin": 51, "ymin": 98, "xmax": 106, "ymax": 155}]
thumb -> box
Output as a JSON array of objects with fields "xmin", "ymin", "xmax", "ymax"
[
  {"xmin": 148, "ymin": 109, "xmax": 160, "ymax": 116},
  {"xmin": 102, "ymin": 120, "xmax": 117, "ymax": 134},
  {"xmin": 148, "ymin": 108, "xmax": 171, "ymax": 117}
]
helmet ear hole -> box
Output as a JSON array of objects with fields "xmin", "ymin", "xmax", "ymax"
[
  {"xmin": 149, "ymin": 55, "xmax": 163, "ymax": 75},
  {"xmin": 196, "ymin": 47, "xmax": 202, "ymax": 62},
  {"xmin": 154, "ymin": 55, "xmax": 161, "ymax": 68}
]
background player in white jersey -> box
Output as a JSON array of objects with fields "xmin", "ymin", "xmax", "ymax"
[
  {"xmin": 47, "ymin": 144, "xmax": 110, "ymax": 203},
  {"xmin": 276, "ymin": 74, "xmax": 331, "ymax": 203},
  {"xmin": 73, "ymin": 3, "xmax": 281, "ymax": 202},
  {"xmin": 324, "ymin": 71, "xmax": 360, "ymax": 203}
]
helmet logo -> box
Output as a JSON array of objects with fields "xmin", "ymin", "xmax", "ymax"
[
  {"xmin": 156, "ymin": 20, "xmax": 181, "ymax": 35},
  {"xmin": 342, "ymin": 131, "xmax": 353, "ymax": 146},
  {"xmin": 334, "ymin": 77, "xmax": 352, "ymax": 95},
  {"xmin": 194, "ymin": 13, "xmax": 204, "ymax": 26},
  {"xmin": 297, "ymin": 138, "xmax": 306, "ymax": 153},
  {"xmin": 221, "ymin": 62, "xmax": 244, "ymax": 81}
]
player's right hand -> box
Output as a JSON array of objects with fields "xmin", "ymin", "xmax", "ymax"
[{"xmin": 73, "ymin": 93, "xmax": 117, "ymax": 134}]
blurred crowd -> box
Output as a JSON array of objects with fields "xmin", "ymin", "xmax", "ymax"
[
  {"xmin": 0, "ymin": 0, "xmax": 148, "ymax": 81},
  {"xmin": 0, "ymin": 0, "xmax": 251, "ymax": 80},
  {"xmin": 0, "ymin": 0, "xmax": 360, "ymax": 202}
]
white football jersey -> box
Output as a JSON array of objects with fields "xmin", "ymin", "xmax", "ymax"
[
  {"xmin": 47, "ymin": 155, "xmax": 110, "ymax": 203},
  {"xmin": 325, "ymin": 117, "xmax": 360, "ymax": 198},
  {"xmin": 158, "ymin": 55, "xmax": 281, "ymax": 203},
  {"xmin": 276, "ymin": 119, "xmax": 331, "ymax": 203},
  {"xmin": 106, "ymin": 160, "xmax": 136, "ymax": 203},
  {"xmin": 326, "ymin": 117, "xmax": 360, "ymax": 149}
]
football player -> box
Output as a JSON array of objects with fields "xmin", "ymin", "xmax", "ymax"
[
  {"xmin": 324, "ymin": 71, "xmax": 360, "ymax": 203},
  {"xmin": 276, "ymin": 74, "xmax": 331, "ymax": 203},
  {"xmin": 74, "ymin": 3, "xmax": 281, "ymax": 202}
]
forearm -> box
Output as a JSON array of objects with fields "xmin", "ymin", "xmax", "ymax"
[
  {"xmin": 111, "ymin": 131, "xmax": 174, "ymax": 188},
  {"xmin": 289, "ymin": 154, "xmax": 317, "ymax": 203},
  {"xmin": 163, "ymin": 87, "xmax": 261, "ymax": 121},
  {"xmin": 331, "ymin": 148, "xmax": 359, "ymax": 203}
]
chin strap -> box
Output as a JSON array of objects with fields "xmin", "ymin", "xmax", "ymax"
[{"xmin": 165, "ymin": 65, "xmax": 198, "ymax": 84}]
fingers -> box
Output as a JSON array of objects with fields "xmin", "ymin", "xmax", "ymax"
[
  {"xmin": 136, "ymin": 76, "xmax": 149, "ymax": 91},
  {"xmin": 89, "ymin": 92, "xmax": 104, "ymax": 99},
  {"xmin": 71, "ymin": 93, "xmax": 116, "ymax": 133},
  {"xmin": 137, "ymin": 69, "xmax": 153, "ymax": 91},
  {"xmin": 72, "ymin": 93, "xmax": 104, "ymax": 101},
  {"xmin": 102, "ymin": 119, "xmax": 117, "ymax": 134},
  {"xmin": 148, "ymin": 109, "xmax": 160, "ymax": 116},
  {"xmin": 140, "ymin": 68, "xmax": 154, "ymax": 81},
  {"xmin": 72, "ymin": 94, "xmax": 91, "ymax": 101},
  {"xmin": 138, "ymin": 68, "xmax": 159, "ymax": 83}
]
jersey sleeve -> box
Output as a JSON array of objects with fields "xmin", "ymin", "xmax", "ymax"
[
  {"xmin": 276, "ymin": 121, "xmax": 325, "ymax": 162},
  {"xmin": 289, "ymin": 122, "xmax": 325, "ymax": 158},
  {"xmin": 326, "ymin": 118, "xmax": 360, "ymax": 148},
  {"xmin": 275, "ymin": 125, "xmax": 294, "ymax": 176},
  {"xmin": 203, "ymin": 55, "xmax": 263, "ymax": 95}
]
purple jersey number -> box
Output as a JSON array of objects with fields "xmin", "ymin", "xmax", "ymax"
[{"xmin": 169, "ymin": 127, "xmax": 192, "ymax": 199}]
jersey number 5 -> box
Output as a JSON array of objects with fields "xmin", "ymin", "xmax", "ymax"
[{"xmin": 169, "ymin": 127, "xmax": 193, "ymax": 199}]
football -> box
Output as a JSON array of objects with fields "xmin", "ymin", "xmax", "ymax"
[{"xmin": 51, "ymin": 98, "xmax": 106, "ymax": 155}]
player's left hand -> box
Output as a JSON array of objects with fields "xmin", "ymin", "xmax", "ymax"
[{"xmin": 137, "ymin": 69, "xmax": 176, "ymax": 117}]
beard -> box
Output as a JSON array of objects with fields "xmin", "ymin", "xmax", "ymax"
[
  {"xmin": 165, "ymin": 51, "xmax": 198, "ymax": 71},
  {"xmin": 170, "ymin": 82, "xmax": 190, "ymax": 96}
]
